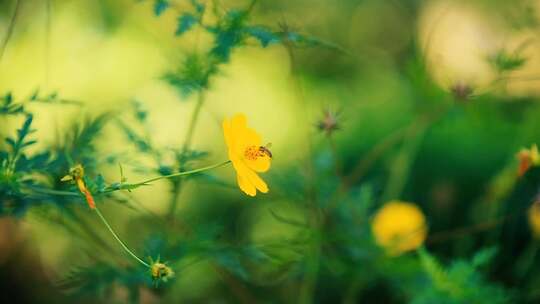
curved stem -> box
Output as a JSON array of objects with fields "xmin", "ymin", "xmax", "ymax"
[
  {"xmin": 101, "ymin": 160, "xmax": 231, "ymax": 193},
  {"xmin": 182, "ymin": 91, "xmax": 205, "ymax": 153},
  {"xmin": 134, "ymin": 160, "xmax": 230, "ymax": 186},
  {"xmin": 0, "ymin": 0, "xmax": 21, "ymax": 63},
  {"xmin": 94, "ymin": 207, "xmax": 150, "ymax": 268},
  {"xmin": 25, "ymin": 186, "xmax": 81, "ymax": 197}
]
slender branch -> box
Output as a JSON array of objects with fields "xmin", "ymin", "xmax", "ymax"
[
  {"xmin": 129, "ymin": 160, "xmax": 230, "ymax": 188},
  {"xmin": 94, "ymin": 206, "xmax": 150, "ymax": 268},
  {"xmin": 182, "ymin": 91, "xmax": 205, "ymax": 153},
  {"xmin": 101, "ymin": 160, "xmax": 231, "ymax": 193},
  {"xmin": 426, "ymin": 208, "xmax": 526, "ymax": 244},
  {"xmin": 44, "ymin": 0, "xmax": 51, "ymax": 87},
  {"xmin": 167, "ymin": 90, "xmax": 206, "ymax": 217},
  {"xmin": 0, "ymin": 0, "xmax": 21, "ymax": 63},
  {"xmin": 327, "ymin": 134, "xmax": 343, "ymax": 179},
  {"xmin": 246, "ymin": 0, "xmax": 258, "ymax": 14},
  {"xmin": 25, "ymin": 186, "xmax": 81, "ymax": 197}
]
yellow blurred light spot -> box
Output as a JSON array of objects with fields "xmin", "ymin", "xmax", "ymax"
[
  {"xmin": 528, "ymin": 203, "xmax": 540, "ymax": 239},
  {"xmin": 418, "ymin": 1, "xmax": 501, "ymax": 90},
  {"xmin": 372, "ymin": 201, "xmax": 428, "ymax": 256}
]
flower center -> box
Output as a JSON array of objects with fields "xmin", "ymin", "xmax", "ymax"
[{"xmin": 244, "ymin": 146, "xmax": 261, "ymax": 161}]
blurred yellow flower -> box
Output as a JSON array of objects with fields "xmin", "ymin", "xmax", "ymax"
[
  {"xmin": 223, "ymin": 114, "xmax": 272, "ymax": 196},
  {"xmin": 528, "ymin": 202, "xmax": 540, "ymax": 239},
  {"xmin": 371, "ymin": 201, "xmax": 427, "ymax": 256},
  {"xmin": 518, "ymin": 144, "xmax": 540, "ymax": 177}
]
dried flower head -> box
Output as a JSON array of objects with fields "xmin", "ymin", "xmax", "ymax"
[
  {"xmin": 317, "ymin": 109, "xmax": 340, "ymax": 136},
  {"xmin": 450, "ymin": 82, "xmax": 474, "ymax": 101}
]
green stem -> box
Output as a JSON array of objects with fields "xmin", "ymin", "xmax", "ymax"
[
  {"xmin": 134, "ymin": 160, "xmax": 230, "ymax": 187},
  {"xmin": 25, "ymin": 186, "xmax": 81, "ymax": 197},
  {"xmin": 167, "ymin": 91, "xmax": 206, "ymax": 217},
  {"xmin": 182, "ymin": 91, "xmax": 205, "ymax": 153},
  {"xmin": 102, "ymin": 160, "xmax": 231, "ymax": 193},
  {"xmin": 94, "ymin": 207, "xmax": 150, "ymax": 268},
  {"xmin": 0, "ymin": 0, "xmax": 21, "ymax": 63}
]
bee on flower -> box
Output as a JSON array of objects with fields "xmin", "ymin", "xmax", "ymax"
[
  {"xmin": 371, "ymin": 201, "xmax": 428, "ymax": 256},
  {"xmin": 61, "ymin": 164, "xmax": 96, "ymax": 209},
  {"xmin": 223, "ymin": 114, "xmax": 272, "ymax": 196}
]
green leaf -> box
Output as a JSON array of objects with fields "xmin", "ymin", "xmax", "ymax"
[
  {"xmin": 153, "ymin": 0, "xmax": 169, "ymax": 16},
  {"xmin": 176, "ymin": 13, "xmax": 198, "ymax": 36},
  {"xmin": 245, "ymin": 26, "xmax": 280, "ymax": 47},
  {"xmin": 489, "ymin": 50, "xmax": 527, "ymax": 72},
  {"xmin": 163, "ymin": 53, "xmax": 213, "ymax": 96},
  {"xmin": 0, "ymin": 92, "xmax": 24, "ymax": 115},
  {"xmin": 117, "ymin": 120, "xmax": 152, "ymax": 153},
  {"xmin": 471, "ymin": 247, "xmax": 497, "ymax": 268},
  {"xmin": 209, "ymin": 10, "xmax": 249, "ymax": 61}
]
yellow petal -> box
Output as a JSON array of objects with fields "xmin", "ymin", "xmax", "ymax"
[
  {"xmin": 230, "ymin": 114, "xmax": 261, "ymax": 153},
  {"xmin": 238, "ymin": 160, "xmax": 268, "ymax": 193},
  {"xmin": 245, "ymin": 156, "xmax": 271, "ymax": 173},
  {"xmin": 531, "ymin": 144, "xmax": 540, "ymax": 164},
  {"xmin": 237, "ymin": 174, "xmax": 256, "ymax": 196}
]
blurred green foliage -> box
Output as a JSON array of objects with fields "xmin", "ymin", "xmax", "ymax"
[{"xmin": 1, "ymin": 0, "xmax": 540, "ymax": 303}]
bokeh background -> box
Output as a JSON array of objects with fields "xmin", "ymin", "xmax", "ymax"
[{"xmin": 2, "ymin": 0, "xmax": 540, "ymax": 303}]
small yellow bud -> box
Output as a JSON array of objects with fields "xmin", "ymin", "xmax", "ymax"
[{"xmin": 150, "ymin": 260, "xmax": 174, "ymax": 283}]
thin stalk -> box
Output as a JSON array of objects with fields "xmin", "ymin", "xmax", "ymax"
[
  {"xmin": 380, "ymin": 120, "xmax": 428, "ymax": 203},
  {"xmin": 135, "ymin": 160, "xmax": 230, "ymax": 187},
  {"xmin": 94, "ymin": 206, "xmax": 150, "ymax": 268},
  {"xmin": 246, "ymin": 0, "xmax": 258, "ymax": 14},
  {"xmin": 327, "ymin": 134, "xmax": 343, "ymax": 179},
  {"xmin": 44, "ymin": 0, "xmax": 51, "ymax": 87},
  {"xmin": 167, "ymin": 91, "xmax": 206, "ymax": 217},
  {"xmin": 283, "ymin": 23, "xmax": 321, "ymax": 304},
  {"xmin": 182, "ymin": 91, "xmax": 205, "ymax": 153},
  {"xmin": 101, "ymin": 160, "xmax": 231, "ymax": 193},
  {"xmin": 0, "ymin": 0, "xmax": 21, "ymax": 63},
  {"xmin": 25, "ymin": 186, "xmax": 81, "ymax": 197}
]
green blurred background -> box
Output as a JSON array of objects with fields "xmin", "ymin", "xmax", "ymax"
[{"xmin": 2, "ymin": 0, "xmax": 540, "ymax": 303}]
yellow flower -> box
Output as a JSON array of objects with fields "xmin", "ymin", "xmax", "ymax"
[
  {"xmin": 371, "ymin": 201, "xmax": 427, "ymax": 256},
  {"xmin": 223, "ymin": 114, "xmax": 272, "ymax": 196},
  {"xmin": 518, "ymin": 144, "xmax": 540, "ymax": 177},
  {"xmin": 528, "ymin": 202, "xmax": 540, "ymax": 239}
]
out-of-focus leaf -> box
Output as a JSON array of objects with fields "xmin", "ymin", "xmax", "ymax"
[
  {"xmin": 245, "ymin": 26, "xmax": 280, "ymax": 47},
  {"xmin": 153, "ymin": 0, "xmax": 169, "ymax": 16},
  {"xmin": 176, "ymin": 13, "xmax": 198, "ymax": 35}
]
